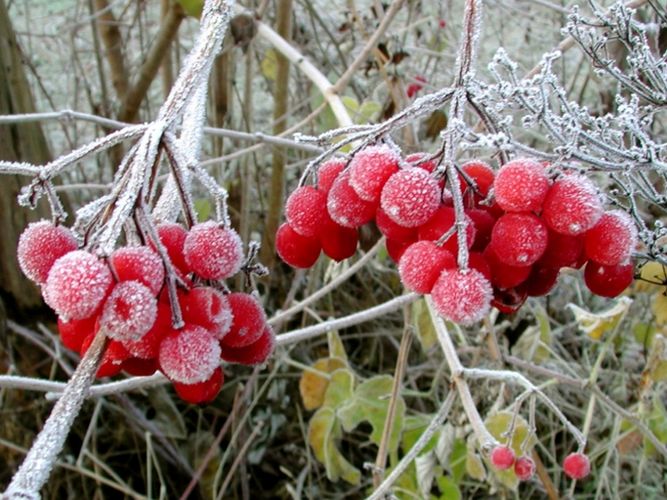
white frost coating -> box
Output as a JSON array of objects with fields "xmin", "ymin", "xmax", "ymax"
[
  {"xmin": 184, "ymin": 222, "xmax": 244, "ymax": 280},
  {"xmin": 431, "ymin": 269, "xmax": 492, "ymax": 326},
  {"xmin": 110, "ymin": 246, "xmax": 165, "ymax": 295},
  {"xmin": 348, "ymin": 145, "xmax": 400, "ymax": 202},
  {"xmin": 380, "ymin": 168, "xmax": 441, "ymax": 228},
  {"xmin": 17, "ymin": 221, "xmax": 78, "ymax": 284},
  {"xmin": 326, "ymin": 173, "xmax": 375, "ymax": 228},
  {"xmin": 183, "ymin": 287, "xmax": 234, "ymax": 339},
  {"xmin": 101, "ymin": 281, "xmax": 158, "ymax": 343},
  {"xmin": 543, "ymin": 174, "xmax": 603, "ymax": 235},
  {"xmin": 285, "ymin": 186, "xmax": 327, "ymax": 237},
  {"xmin": 158, "ymin": 325, "xmax": 221, "ymax": 384},
  {"xmin": 44, "ymin": 251, "xmax": 113, "ymax": 321}
]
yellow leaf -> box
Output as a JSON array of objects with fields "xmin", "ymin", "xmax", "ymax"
[
  {"xmin": 635, "ymin": 261, "xmax": 666, "ymax": 293},
  {"xmin": 299, "ymin": 357, "xmax": 347, "ymax": 411},
  {"xmin": 413, "ymin": 298, "xmax": 437, "ymax": 351},
  {"xmin": 261, "ymin": 49, "xmax": 277, "ymax": 81},
  {"xmin": 465, "ymin": 446, "xmax": 486, "ymax": 481},
  {"xmin": 652, "ymin": 293, "xmax": 667, "ymax": 326},
  {"xmin": 567, "ymin": 297, "xmax": 632, "ymax": 340}
]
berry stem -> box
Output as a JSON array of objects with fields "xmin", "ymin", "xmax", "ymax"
[{"xmin": 4, "ymin": 328, "xmax": 108, "ymax": 498}]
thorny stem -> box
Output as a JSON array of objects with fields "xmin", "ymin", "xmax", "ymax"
[{"xmin": 3, "ymin": 328, "xmax": 108, "ymax": 499}]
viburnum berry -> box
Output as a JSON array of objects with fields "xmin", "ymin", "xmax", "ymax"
[
  {"xmin": 431, "ymin": 268, "xmax": 492, "ymax": 325},
  {"xmin": 406, "ymin": 152, "xmax": 437, "ymax": 174},
  {"xmin": 285, "ymin": 186, "xmax": 328, "ymax": 237},
  {"xmin": 385, "ymin": 238, "xmax": 414, "ymax": 263},
  {"xmin": 155, "ymin": 222, "xmax": 190, "ymax": 273},
  {"xmin": 184, "ymin": 221, "xmax": 244, "ymax": 280},
  {"xmin": 181, "ymin": 287, "xmax": 233, "ymax": 339},
  {"xmin": 489, "ymin": 445, "xmax": 516, "ymax": 470},
  {"xmin": 584, "ymin": 210, "xmax": 637, "ymax": 266},
  {"xmin": 563, "ymin": 452, "xmax": 591, "ymax": 480},
  {"xmin": 418, "ymin": 206, "xmax": 476, "ymax": 255},
  {"xmin": 17, "ymin": 220, "xmax": 78, "ymax": 284},
  {"xmin": 221, "ymin": 293, "xmax": 267, "ymax": 348},
  {"xmin": 317, "ymin": 158, "xmax": 346, "ymax": 193},
  {"xmin": 460, "ymin": 160, "xmax": 495, "ymax": 203},
  {"xmin": 514, "ymin": 456, "xmax": 536, "ymax": 481},
  {"xmin": 58, "ymin": 315, "xmax": 98, "ymax": 353},
  {"xmin": 100, "ymin": 281, "xmax": 158, "ymax": 343},
  {"xmin": 121, "ymin": 357, "xmax": 158, "ymax": 377},
  {"xmin": 524, "ymin": 265, "xmax": 560, "ymax": 297},
  {"xmin": 539, "ymin": 230, "xmax": 584, "ymax": 269},
  {"xmin": 327, "ymin": 172, "xmax": 377, "ymax": 228},
  {"xmin": 467, "ymin": 208, "xmax": 496, "ymax": 251},
  {"xmin": 220, "ymin": 326, "xmax": 275, "ymax": 365},
  {"xmin": 44, "ymin": 250, "xmax": 113, "ymax": 321},
  {"xmin": 493, "ymin": 158, "xmax": 550, "ymax": 212},
  {"xmin": 380, "ymin": 168, "xmax": 441, "ymax": 227},
  {"xmin": 584, "ymin": 261, "xmax": 634, "ymax": 298},
  {"xmin": 375, "ymin": 207, "xmax": 418, "ymax": 242},
  {"xmin": 489, "ymin": 213, "xmax": 548, "ymax": 267},
  {"xmin": 348, "ymin": 144, "xmax": 400, "ymax": 202},
  {"xmin": 159, "ymin": 324, "xmax": 221, "ymax": 384},
  {"xmin": 109, "ymin": 246, "xmax": 165, "ymax": 295},
  {"xmin": 173, "ymin": 366, "xmax": 224, "ymax": 404},
  {"xmin": 319, "ymin": 215, "xmax": 358, "ymax": 262},
  {"xmin": 276, "ymin": 222, "xmax": 321, "ymax": 268},
  {"xmin": 81, "ymin": 333, "xmax": 130, "ymax": 378},
  {"xmin": 123, "ymin": 301, "xmax": 171, "ymax": 359},
  {"xmin": 406, "ymin": 75, "xmax": 426, "ymax": 99},
  {"xmin": 542, "ymin": 174, "xmax": 603, "ymax": 235},
  {"xmin": 483, "ymin": 246, "xmax": 532, "ymax": 289},
  {"xmin": 398, "ymin": 241, "xmax": 455, "ymax": 294},
  {"xmin": 468, "ymin": 252, "xmax": 492, "ymax": 281}
]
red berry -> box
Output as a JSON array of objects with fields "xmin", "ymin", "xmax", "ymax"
[
  {"xmin": 122, "ymin": 357, "xmax": 158, "ymax": 377},
  {"xmin": 123, "ymin": 301, "xmax": 171, "ymax": 359},
  {"xmin": 467, "ymin": 208, "xmax": 496, "ymax": 251},
  {"xmin": 17, "ymin": 220, "xmax": 78, "ymax": 284},
  {"xmin": 381, "ymin": 168, "xmax": 441, "ymax": 227},
  {"xmin": 317, "ymin": 158, "xmax": 346, "ymax": 193},
  {"xmin": 524, "ymin": 265, "xmax": 560, "ymax": 297},
  {"xmin": 468, "ymin": 252, "xmax": 492, "ymax": 281},
  {"xmin": 173, "ymin": 366, "xmax": 224, "ymax": 404},
  {"xmin": 100, "ymin": 281, "xmax": 158, "ymax": 343},
  {"xmin": 220, "ymin": 326, "xmax": 275, "ymax": 365},
  {"xmin": 514, "ymin": 456, "xmax": 536, "ymax": 481},
  {"xmin": 406, "ymin": 76, "xmax": 426, "ymax": 98},
  {"xmin": 542, "ymin": 175, "xmax": 602, "ymax": 235},
  {"xmin": 276, "ymin": 222, "xmax": 321, "ymax": 268},
  {"xmin": 58, "ymin": 315, "xmax": 98, "ymax": 353},
  {"xmin": 327, "ymin": 172, "xmax": 377, "ymax": 228},
  {"xmin": 81, "ymin": 333, "xmax": 130, "ymax": 378},
  {"xmin": 460, "ymin": 160, "xmax": 495, "ymax": 203},
  {"xmin": 493, "ymin": 158, "xmax": 550, "ymax": 212},
  {"xmin": 431, "ymin": 269, "xmax": 492, "ymax": 325},
  {"xmin": 181, "ymin": 287, "xmax": 233, "ymax": 339},
  {"xmin": 155, "ymin": 222, "xmax": 190, "ymax": 273},
  {"xmin": 483, "ymin": 246, "xmax": 532, "ymax": 289},
  {"xmin": 385, "ymin": 238, "xmax": 414, "ymax": 263},
  {"xmin": 491, "ymin": 285, "xmax": 528, "ymax": 314},
  {"xmin": 406, "ymin": 152, "xmax": 437, "ymax": 174},
  {"xmin": 418, "ymin": 206, "xmax": 476, "ymax": 255},
  {"xmin": 319, "ymin": 216, "xmax": 358, "ymax": 262},
  {"xmin": 398, "ymin": 241, "xmax": 455, "ymax": 294},
  {"xmin": 539, "ymin": 230, "xmax": 584, "ymax": 268},
  {"xmin": 563, "ymin": 452, "xmax": 591, "ymax": 480},
  {"xmin": 348, "ymin": 145, "xmax": 400, "ymax": 202},
  {"xmin": 109, "ymin": 246, "xmax": 165, "ymax": 295},
  {"xmin": 285, "ymin": 186, "xmax": 328, "ymax": 237},
  {"xmin": 375, "ymin": 207, "xmax": 418, "ymax": 242},
  {"xmin": 490, "ymin": 446, "xmax": 516, "ymax": 470},
  {"xmin": 490, "ymin": 213, "xmax": 548, "ymax": 267},
  {"xmin": 584, "ymin": 261, "xmax": 634, "ymax": 297},
  {"xmin": 184, "ymin": 221, "xmax": 244, "ymax": 280},
  {"xmin": 584, "ymin": 210, "xmax": 637, "ymax": 266},
  {"xmin": 159, "ymin": 324, "xmax": 221, "ymax": 384},
  {"xmin": 44, "ymin": 250, "xmax": 113, "ymax": 321},
  {"xmin": 221, "ymin": 293, "xmax": 267, "ymax": 348}
]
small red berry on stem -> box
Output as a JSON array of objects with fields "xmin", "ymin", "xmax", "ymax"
[
  {"xmin": 348, "ymin": 144, "xmax": 400, "ymax": 202},
  {"xmin": 431, "ymin": 268, "xmax": 492, "ymax": 325},
  {"xmin": 285, "ymin": 186, "xmax": 328, "ymax": 237},
  {"xmin": 184, "ymin": 221, "xmax": 244, "ymax": 280},
  {"xmin": 18, "ymin": 220, "xmax": 78, "ymax": 284},
  {"xmin": 542, "ymin": 174, "xmax": 603, "ymax": 235},
  {"xmin": 493, "ymin": 158, "xmax": 550, "ymax": 212},
  {"xmin": 514, "ymin": 455, "xmax": 536, "ymax": 480},
  {"xmin": 109, "ymin": 246, "xmax": 165, "ymax": 295},
  {"xmin": 584, "ymin": 210, "xmax": 637, "ymax": 266},
  {"xmin": 276, "ymin": 222, "xmax": 321, "ymax": 268},
  {"xmin": 398, "ymin": 241, "xmax": 455, "ymax": 294},
  {"xmin": 563, "ymin": 452, "xmax": 591, "ymax": 480},
  {"xmin": 380, "ymin": 168, "xmax": 441, "ymax": 228},
  {"xmin": 490, "ymin": 445, "xmax": 516, "ymax": 470}
]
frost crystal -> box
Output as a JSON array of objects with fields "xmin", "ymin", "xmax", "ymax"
[
  {"xmin": 431, "ymin": 269, "xmax": 492, "ymax": 326},
  {"xmin": 184, "ymin": 221, "xmax": 244, "ymax": 280},
  {"xmin": 381, "ymin": 168, "xmax": 441, "ymax": 228},
  {"xmin": 159, "ymin": 325, "xmax": 221, "ymax": 384},
  {"xmin": 101, "ymin": 281, "xmax": 158, "ymax": 343},
  {"xmin": 17, "ymin": 220, "xmax": 78, "ymax": 284}
]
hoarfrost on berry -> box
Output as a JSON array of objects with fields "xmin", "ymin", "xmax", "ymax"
[
  {"xmin": 110, "ymin": 246, "xmax": 165, "ymax": 295},
  {"xmin": 490, "ymin": 213, "xmax": 548, "ymax": 266},
  {"xmin": 542, "ymin": 175, "xmax": 603, "ymax": 235},
  {"xmin": 348, "ymin": 144, "xmax": 400, "ymax": 202},
  {"xmin": 584, "ymin": 210, "xmax": 637, "ymax": 265},
  {"xmin": 181, "ymin": 287, "xmax": 234, "ymax": 339},
  {"xmin": 100, "ymin": 281, "xmax": 158, "ymax": 343},
  {"xmin": 159, "ymin": 324, "xmax": 221, "ymax": 384},
  {"xmin": 184, "ymin": 221, "xmax": 244, "ymax": 280},
  {"xmin": 563, "ymin": 452, "xmax": 591, "ymax": 480},
  {"xmin": 285, "ymin": 186, "xmax": 328, "ymax": 237},
  {"xmin": 18, "ymin": 220, "xmax": 78, "ymax": 284},
  {"xmin": 431, "ymin": 268, "xmax": 492, "ymax": 325},
  {"xmin": 326, "ymin": 172, "xmax": 376, "ymax": 228},
  {"xmin": 489, "ymin": 445, "xmax": 516, "ymax": 470},
  {"xmin": 222, "ymin": 293, "xmax": 267, "ymax": 348},
  {"xmin": 220, "ymin": 326, "xmax": 275, "ymax": 365},
  {"xmin": 276, "ymin": 222, "xmax": 321, "ymax": 268},
  {"xmin": 493, "ymin": 158, "xmax": 550, "ymax": 212},
  {"xmin": 398, "ymin": 241, "xmax": 455, "ymax": 294},
  {"xmin": 380, "ymin": 168, "xmax": 441, "ymax": 227},
  {"xmin": 317, "ymin": 158, "xmax": 346, "ymax": 193}
]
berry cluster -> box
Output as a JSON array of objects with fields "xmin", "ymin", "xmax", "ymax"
[
  {"xmin": 18, "ymin": 220, "xmax": 274, "ymax": 404},
  {"xmin": 489, "ymin": 445, "xmax": 590, "ymax": 481},
  {"xmin": 278, "ymin": 151, "xmax": 637, "ymax": 324}
]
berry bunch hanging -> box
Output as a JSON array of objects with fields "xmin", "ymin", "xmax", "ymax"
[{"xmin": 277, "ymin": 151, "xmax": 638, "ymax": 325}]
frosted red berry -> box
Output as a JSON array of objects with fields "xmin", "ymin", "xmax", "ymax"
[
  {"xmin": 584, "ymin": 210, "xmax": 637, "ymax": 266},
  {"xmin": 220, "ymin": 326, "xmax": 275, "ymax": 365},
  {"xmin": 460, "ymin": 160, "xmax": 495, "ymax": 202},
  {"xmin": 159, "ymin": 324, "xmax": 221, "ymax": 384},
  {"xmin": 418, "ymin": 206, "xmax": 476, "ymax": 255},
  {"xmin": 285, "ymin": 186, "xmax": 328, "ymax": 237},
  {"xmin": 44, "ymin": 250, "xmax": 113, "ymax": 321},
  {"xmin": 173, "ymin": 366, "xmax": 224, "ymax": 404},
  {"xmin": 375, "ymin": 207, "xmax": 418, "ymax": 242},
  {"xmin": 81, "ymin": 334, "xmax": 130, "ymax": 378},
  {"xmin": 406, "ymin": 152, "xmax": 437, "ymax": 174},
  {"xmin": 467, "ymin": 208, "xmax": 496, "ymax": 251},
  {"xmin": 493, "ymin": 158, "xmax": 550, "ymax": 212},
  {"xmin": 58, "ymin": 315, "xmax": 98, "ymax": 353},
  {"xmin": 17, "ymin": 220, "xmax": 78, "ymax": 284},
  {"xmin": 385, "ymin": 238, "xmax": 413, "ymax": 263},
  {"xmin": 155, "ymin": 222, "xmax": 190, "ymax": 273},
  {"xmin": 431, "ymin": 269, "xmax": 492, "ymax": 325},
  {"xmin": 123, "ymin": 301, "xmax": 171, "ymax": 359},
  {"xmin": 490, "ymin": 446, "xmax": 516, "ymax": 470},
  {"xmin": 525, "ymin": 265, "xmax": 560, "ymax": 297},
  {"xmin": 514, "ymin": 456, "xmax": 536, "ymax": 481},
  {"xmin": 398, "ymin": 241, "xmax": 455, "ymax": 294},
  {"xmin": 276, "ymin": 222, "xmax": 321, "ymax": 268},
  {"xmin": 483, "ymin": 246, "xmax": 532, "ymax": 289},
  {"xmin": 109, "ymin": 246, "xmax": 165, "ymax": 295},
  {"xmin": 121, "ymin": 357, "xmax": 158, "ymax": 377},
  {"xmin": 184, "ymin": 221, "xmax": 244, "ymax": 280},
  {"xmin": 348, "ymin": 144, "xmax": 400, "ymax": 202},
  {"xmin": 542, "ymin": 175, "xmax": 603, "ymax": 235},
  {"xmin": 100, "ymin": 281, "xmax": 158, "ymax": 343},
  {"xmin": 490, "ymin": 213, "xmax": 548, "ymax": 267},
  {"xmin": 584, "ymin": 261, "xmax": 634, "ymax": 297},
  {"xmin": 539, "ymin": 230, "xmax": 583, "ymax": 269},
  {"xmin": 181, "ymin": 287, "xmax": 233, "ymax": 340},
  {"xmin": 380, "ymin": 168, "xmax": 440, "ymax": 228},
  {"xmin": 317, "ymin": 158, "xmax": 346, "ymax": 194},
  {"xmin": 221, "ymin": 293, "xmax": 267, "ymax": 348},
  {"xmin": 468, "ymin": 252, "xmax": 492, "ymax": 281},
  {"xmin": 563, "ymin": 452, "xmax": 591, "ymax": 480},
  {"xmin": 491, "ymin": 285, "xmax": 528, "ymax": 314},
  {"xmin": 327, "ymin": 172, "xmax": 377, "ymax": 228},
  {"xmin": 319, "ymin": 215, "xmax": 358, "ymax": 262}
]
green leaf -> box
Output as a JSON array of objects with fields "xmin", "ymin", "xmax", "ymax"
[
  {"xmin": 644, "ymin": 396, "xmax": 667, "ymax": 457},
  {"xmin": 327, "ymin": 330, "xmax": 348, "ymax": 362},
  {"xmin": 465, "ymin": 446, "xmax": 486, "ymax": 481},
  {"xmin": 194, "ymin": 198, "xmax": 211, "ymax": 221},
  {"xmin": 299, "ymin": 357, "xmax": 348, "ymax": 411},
  {"xmin": 449, "ymin": 438, "xmax": 467, "ymax": 484},
  {"xmin": 176, "ymin": 0, "xmax": 204, "ymax": 17},
  {"xmin": 634, "ymin": 323, "xmax": 657, "ymax": 347},
  {"xmin": 308, "ymin": 407, "xmax": 361, "ymax": 484},
  {"xmin": 436, "ymin": 475, "xmax": 461, "ymax": 500},
  {"xmin": 413, "ymin": 298, "xmax": 437, "ymax": 351},
  {"xmin": 338, "ymin": 375, "xmax": 406, "ymax": 454},
  {"xmin": 358, "ymin": 100, "xmax": 381, "ymax": 123},
  {"xmin": 401, "ymin": 414, "xmax": 440, "ymax": 455},
  {"xmin": 323, "ymin": 368, "xmax": 355, "ymax": 408}
]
